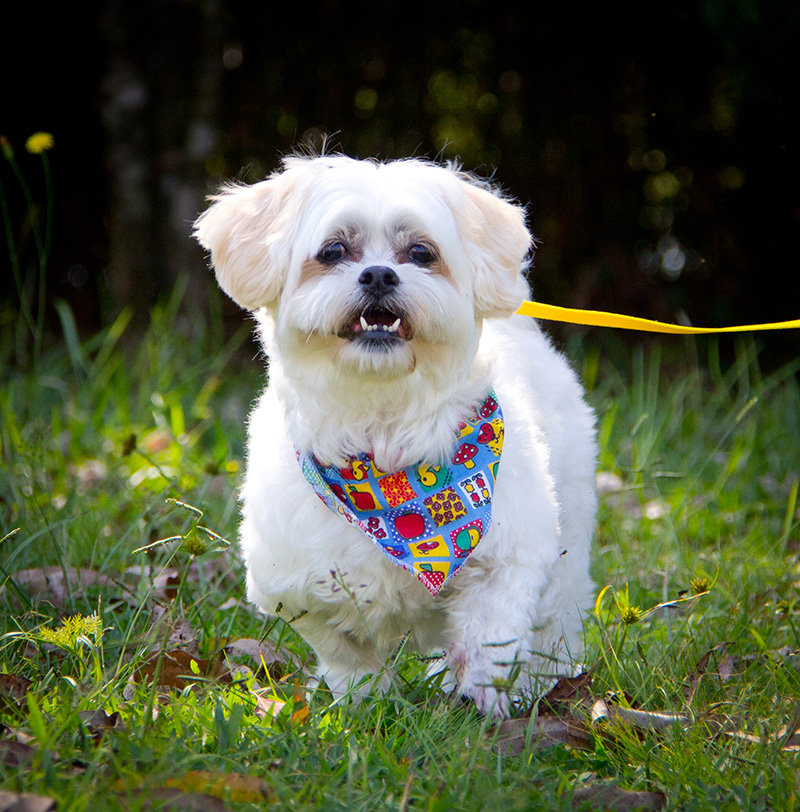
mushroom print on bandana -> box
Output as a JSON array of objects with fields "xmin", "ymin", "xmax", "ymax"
[{"xmin": 297, "ymin": 391, "xmax": 504, "ymax": 595}]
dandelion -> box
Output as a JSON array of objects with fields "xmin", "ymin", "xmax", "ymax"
[
  {"xmin": 620, "ymin": 605, "xmax": 642, "ymax": 625},
  {"xmin": 25, "ymin": 132, "xmax": 55, "ymax": 154}
]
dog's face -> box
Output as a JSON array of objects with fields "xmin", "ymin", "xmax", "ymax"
[{"xmin": 194, "ymin": 156, "xmax": 532, "ymax": 383}]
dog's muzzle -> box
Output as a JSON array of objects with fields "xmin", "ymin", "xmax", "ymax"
[{"xmin": 337, "ymin": 266, "xmax": 414, "ymax": 343}]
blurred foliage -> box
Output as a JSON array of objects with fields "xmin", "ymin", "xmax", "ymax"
[{"xmin": 2, "ymin": 0, "xmax": 799, "ymax": 364}]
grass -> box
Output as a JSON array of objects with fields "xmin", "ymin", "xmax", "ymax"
[{"xmin": 1, "ymin": 291, "xmax": 799, "ymax": 811}]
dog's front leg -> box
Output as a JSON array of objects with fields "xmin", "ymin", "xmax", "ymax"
[
  {"xmin": 442, "ymin": 563, "xmax": 549, "ymax": 718},
  {"xmin": 292, "ymin": 612, "xmax": 393, "ymax": 703}
]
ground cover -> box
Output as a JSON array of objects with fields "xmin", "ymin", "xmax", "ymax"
[{"xmin": 1, "ymin": 295, "xmax": 799, "ymax": 810}]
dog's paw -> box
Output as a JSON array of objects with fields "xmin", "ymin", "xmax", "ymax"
[
  {"xmin": 461, "ymin": 682, "xmax": 510, "ymax": 718},
  {"xmin": 318, "ymin": 664, "xmax": 392, "ymax": 704},
  {"xmin": 447, "ymin": 643, "xmax": 515, "ymax": 717}
]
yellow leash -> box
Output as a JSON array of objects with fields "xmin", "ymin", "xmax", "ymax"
[{"xmin": 516, "ymin": 301, "xmax": 800, "ymax": 335}]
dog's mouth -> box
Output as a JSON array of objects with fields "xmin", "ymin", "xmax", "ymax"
[{"xmin": 338, "ymin": 306, "xmax": 414, "ymax": 343}]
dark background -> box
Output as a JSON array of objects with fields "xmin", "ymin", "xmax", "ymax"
[{"xmin": 3, "ymin": 0, "xmax": 800, "ymax": 364}]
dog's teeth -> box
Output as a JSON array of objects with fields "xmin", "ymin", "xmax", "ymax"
[{"xmin": 357, "ymin": 316, "xmax": 402, "ymax": 335}]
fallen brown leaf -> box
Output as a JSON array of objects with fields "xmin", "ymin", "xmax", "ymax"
[
  {"xmin": 0, "ymin": 739, "xmax": 38, "ymax": 769},
  {"xmin": 251, "ymin": 692, "xmax": 286, "ymax": 719},
  {"xmin": 78, "ymin": 709, "xmax": 124, "ymax": 742},
  {"xmin": 132, "ymin": 649, "xmax": 232, "ymax": 693},
  {"xmin": 163, "ymin": 771, "xmax": 273, "ymax": 803},
  {"xmin": 291, "ymin": 705, "xmax": 310, "ymax": 725},
  {"xmin": 6, "ymin": 567, "xmax": 114, "ymax": 607},
  {"xmin": 682, "ymin": 642, "xmax": 730, "ymax": 703},
  {"xmin": 148, "ymin": 609, "xmax": 200, "ymax": 655},
  {"xmin": 717, "ymin": 653, "xmax": 737, "ymax": 683},
  {"xmin": 115, "ymin": 788, "xmax": 233, "ymax": 812},
  {"xmin": 0, "ymin": 674, "xmax": 32, "ymax": 702},
  {"xmin": 124, "ymin": 557, "xmax": 237, "ymax": 603},
  {"xmin": 570, "ymin": 783, "xmax": 666, "ymax": 811},
  {"xmin": 539, "ymin": 670, "xmax": 595, "ymax": 713},
  {"xmin": 223, "ymin": 637, "xmax": 290, "ymax": 680},
  {"xmin": 7, "ymin": 554, "xmax": 240, "ymax": 610},
  {"xmin": 0, "ymin": 789, "xmax": 57, "ymax": 812},
  {"xmin": 494, "ymin": 714, "xmax": 593, "ymax": 755},
  {"xmin": 114, "ymin": 771, "xmax": 272, "ymax": 808},
  {"xmin": 682, "ymin": 652, "xmax": 710, "ymax": 703},
  {"xmin": 0, "ymin": 674, "xmax": 32, "ymax": 720}
]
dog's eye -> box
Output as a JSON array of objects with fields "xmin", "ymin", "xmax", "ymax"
[
  {"xmin": 317, "ymin": 241, "xmax": 348, "ymax": 264},
  {"xmin": 407, "ymin": 243, "xmax": 436, "ymax": 266}
]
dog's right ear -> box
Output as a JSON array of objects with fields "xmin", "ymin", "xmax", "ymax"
[{"xmin": 193, "ymin": 172, "xmax": 299, "ymax": 310}]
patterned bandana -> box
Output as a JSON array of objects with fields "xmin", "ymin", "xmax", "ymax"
[{"xmin": 297, "ymin": 392, "xmax": 503, "ymax": 595}]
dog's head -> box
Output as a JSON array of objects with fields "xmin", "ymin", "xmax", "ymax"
[{"xmin": 194, "ymin": 155, "xmax": 532, "ymax": 381}]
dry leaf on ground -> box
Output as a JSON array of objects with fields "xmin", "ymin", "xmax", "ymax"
[
  {"xmin": 114, "ymin": 771, "xmax": 272, "ymax": 809},
  {"xmin": 164, "ymin": 771, "xmax": 273, "ymax": 803},
  {"xmin": 717, "ymin": 652, "xmax": 737, "ymax": 682},
  {"xmin": 131, "ymin": 649, "xmax": 232, "ymax": 693},
  {"xmin": 114, "ymin": 788, "xmax": 233, "ymax": 812},
  {"xmin": 223, "ymin": 637, "xmax": 288, "ymax": 678},
  {"xmin": 570, "ymin": 783, "xmax": 666, "ymax": 811},
  {"xmin": 682, "ymin": 642, "xmax": 730, "ymax": 702},
  {"xmin": 0, "ymin": 790, "xmax": 57, "ymax": 812},
  {"xmin": 493, "ymin": 715, "xmax": 593, "ymax": 755},
  {"xmin": 5, "ymin": 567, "xmax": 115, "ymax": 607},
  {"xmin": 0, "ymin": 739, "xmax": 38, "ymax": 769},
  {"xmin": 123, "ymin": 557, "xmax": 236, "ymax": 602},
  {"xmin": 77, "ymin": 709, "xmax": 124, "ymax": 742},
  {"xmin": 7, "ymin": 555, "xmax": 238, "ymax": 610},
  {"xmin": 0, "ymin": 674, "xmax": 32, "ymax": 702},
  {"xmin": 251, "ymin": 691, "xmax": 287, "ymax": 719},
  {"xmin": 0, "ymin": 674, "xmax": 32, "ymax": 720},
  {"xmin": 539, "ymin": 671, "xmax": 595, "ymax": 713},
  {"xmin": 148, "ymin": 609, "xmax": 200, "ymax": 655}
]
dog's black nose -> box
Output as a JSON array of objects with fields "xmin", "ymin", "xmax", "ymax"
[{"xmin": 359, "ymin": 266, "xmax": 399, "ymax": 296}]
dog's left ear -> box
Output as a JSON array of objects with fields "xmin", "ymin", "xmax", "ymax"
[
  {"xmin": 194, "ymin": 171, "xmax": 300, "ymax": 310},
  {"xmin": 460, "ymin": 180, "xmax": 532, "ymax": 319}
]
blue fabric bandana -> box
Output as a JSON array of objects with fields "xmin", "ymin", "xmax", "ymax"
[{"xmin": 297, "ymin": 392, "xmax": 503, "ymax": 595}]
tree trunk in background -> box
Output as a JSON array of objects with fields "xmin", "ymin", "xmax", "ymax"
[{"xmin": 100, "ymin": 0, "xmax": 224, "ymax": 322}]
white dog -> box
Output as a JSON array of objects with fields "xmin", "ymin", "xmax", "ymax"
[{"xmin": 194, "ymin": 155, "xmax": 596, "ymax": 717}]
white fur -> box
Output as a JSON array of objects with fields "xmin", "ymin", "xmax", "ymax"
[{"xmin": 194, "ymin": 155, "xmax": 597, "ymax": 717}]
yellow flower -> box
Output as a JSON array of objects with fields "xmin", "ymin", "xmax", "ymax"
[
  {"xmin": 25, "ymin": 132, "xmax": 55, "ymax": 154},
  {"xmin": 620, "ymin": 605, "xmax": 642, "ymax": 625}
]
